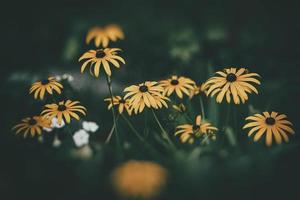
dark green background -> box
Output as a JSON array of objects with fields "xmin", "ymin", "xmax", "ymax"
[{"xmin": 1, "ymin": 0, "xmax": 300, "ymax": 199}]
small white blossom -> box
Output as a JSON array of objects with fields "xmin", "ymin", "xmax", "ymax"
[
  {"xmin": 55, "ymin": 75, "xmax": 62, "ymax": 81},
  {"xmin": 51, "ymin": 117, "xmax": 65, "ymax": 128},
  {"xmin": 82, "ymin": 121, "xmax": 99, "ymax": 133},
  {"xmin": 43, "ymin": 127, "xmax": 53, "ymax": 132},
  {"xmin": 62, "ymin": 74, "xmax": 74, "ymax": 82},
  {"xmin": 73, "ymin": 129, "xmax": 89, "ymax": 147}
]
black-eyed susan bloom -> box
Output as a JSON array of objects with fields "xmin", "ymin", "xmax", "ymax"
[
  {"xmin": 189, "ymin": 83, "xmax": 209, "ymax": 99},
  {"xmin": 41, "ymin": 100, "xmax": 87, "ymax": 125},
  {"xmin": 112, "ymin": 160, "xmax": 167, "ymax": 199},
  {"xmin": 29, "ymin": 77, "xmax": 63, "ymax": 100},
  {"xmin": 104, "ymin": 96, "xmax": 132, "ymax": 115},
  {"xmin": 86, "ymin": 24, "xmax": 124, "ymax": 47},
  {"xmin": 243, "ymin": 111, "xmax": 295, "ymax": 146},
  {"xmin": 12, "ymin": 116, "xmax": 51, "ymax": 137},
  {"xmin": 124, "ymin": 81, "xmax": 169, "ymax": 114},
  {"xmin": 160, "ymin": 75, "xmax": 195, "ymax": 98},
  {"xmin": 79, "ymin": 48, "xmax": 125, "ymax": 77},
  {"xmin": 175, "ymin": 115, "xmax": 218, "ymax": 144},
  {"xmin": 204, "ymin": 67, "xmax": 260, "ymax": 104}
]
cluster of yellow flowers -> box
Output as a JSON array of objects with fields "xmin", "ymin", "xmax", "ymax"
[
  {"xmin": 13, "ymin": 24, "xmax": 295, "ymax": 147},
  {"xmin": 80, "ymin": 25, "xmax": 294, "ymax": 147},
  {"xmin": 13, "ymin": 77, "xmax": 87, "ymax": 137}
]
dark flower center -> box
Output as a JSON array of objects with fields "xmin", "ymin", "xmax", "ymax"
[
  {"xmin": 119, "ymin": 99, "xmax": 126, "ymax": 104},
  {"xmin": 226, "ymin": 73, "xmax": 237, "ymax": 82},
  {"xmin": 58, "ymin": 105, "xmax": 67, "ymax": 111},
  {"xmin": 96, "ymin": 50, "xmax": 106, "ymax": 58},
  {"xmin": 192, "ymin": 125, "xmax": 200, "ymax": 131},
  {"xmin": 139, "ymin": 85, "xmax": 148, "ymax": 93},
  {"xmin": 171, "ymin": 79, "xmax": 179, "ymax": 85},
  {"xmin": 28, "ymin": 119, "xmax": 37, "ymax": 126},
  {"xmin": 41, "ymin": 79, "xmax": 50, "ymax": 85},
  {"xmin": 265, "ymin": 117, "xmax": 275, "ymax": 125}
]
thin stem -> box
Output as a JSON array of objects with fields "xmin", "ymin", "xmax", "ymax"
[
  {"xmin": 105, "ymin": 115, "xmax": 120, "ymax": 144},
  {"xmin": 151, "ymin": 109, "xmax": 176, "ymax": 150},
  {"xmin": 121, "ymin": 114, "xmax": 145, "ymax": 142},
  {"xmin": 199, "ymin": 95, "xmax": 206, "ymax": 119},
  {"xmin": 105, "ymin": 75, "xmax": 120, "ymax": 146}
]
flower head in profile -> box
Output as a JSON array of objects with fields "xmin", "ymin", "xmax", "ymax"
[
  {"xmin": 79, "ymin": 48, "xmax": 125, "ymax": 77},
  {"xmin": 12, "ymin": 116, "xmax": 51, "ymax": 137},
  {"xmin": 104, "ymin": 95, "xmax": 132, "ymax": 115},
  {"xmin": 112, "ymin": 160, "xmax": 167, "ymax": 199},
  {"xmin": 243, "ymin": 111, "xmax": 295, "ymax": 146},
  {"xmin": 160, "ymin": 75, "xmax": 195, "ymax": 98},
  {"xmin": 124, "ymin": 81, "xmax": 169, "ymax": 114},
  {"xmin": 29, "ymin": 77, "xmax": 63, "ymax": 100},
  {"xmin": 189, "ymin": 83, "xmax": 209, "ymax": 99},
  {"xmin": 73, "ymin": 129, "xmax": 89, "ymax": 147},
  {"xmin": 41, "ymin": 100, "xmax": 87, "ymax": 125},
  {"xmin": 175, "ymin": 115, "xmax": 218, "ymax": 144},
  {"xmin": 86, "ymin": 24, "xmax": 124, "ymax": 47},
  {"xmin": 204, "ymin": 67, "xmax": 260, "ymax": 104}
]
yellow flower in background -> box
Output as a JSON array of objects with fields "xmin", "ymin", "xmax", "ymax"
[
  {"xmin": 86, "ymin": 24, "xmax": 124, "ymax": 47},
  {"xmin": 175, "ymin": 115, "xmax": 218, "ymax": 144},
  {"xmin": 12, "ymin": 116, "xmax": 51, "ymax": 137},
  {"xmin": 104, "ymin": 95, "xmax": 132, "ymax": 115},
  {"xmin": 124, "ymin": 81, "xmax": 169, "ymax": 114},
  {"xmin": 204, "ymin": 67, "xmax": 260, "ymax": 104},
  {"xmin": 112, "ymin": 160, "xmax": 167, "ymax": 199},
  {"xmin": 160, "ymin": 75, "xmax": 195, "ymax": 98},
  {"xmin": 105, "ymin": 24, "xmax": 125, "ymax": 42},
  {"xmin": 189, "ymin": 83, "xmax": 209, "ymax": 99},
  {"xmin": 29, "ymin": 77, "xmax": 63, "ymax": 100},
  {"xmin": 243, "ymin": 111, "xmax": 295, "ymax": 146},
  {"xmin": 78, "ymin": 48, "xmax": 125, "ymax": 77},
  {"xmin": 41, "ymin": 100, "xmax": 87, "ymax": 125}
]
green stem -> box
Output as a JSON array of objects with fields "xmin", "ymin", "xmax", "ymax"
[
  {"xmin": 199, "ymin": 95, "xmax": 206, "ymax": 119},
  {"xmin": 151, "ymin": 109, "xmax": 176, "ymax": 150},
  {"xmin": 121, "ymin": 114, "xmax": 145, "ymax": 142},
  {"xmin": 105, "ymin": 115, "xmax": 120, "ymax": 144},
  {"xmin": 105, "ymin": 76, "xmax": 120, "ymax": 147}
]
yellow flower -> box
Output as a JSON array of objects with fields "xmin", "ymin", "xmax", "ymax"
[
  {"xmin": 29, "ymin": 77, "xmax": 63, "ymax": 100},
  {"xmin": 112, "ymin": 160, "xmax": 167, "ymax": 199},
  {"xmin": 104, "ymin": 95, "xmax": 132, "ymax": 115},
  {"xmin": 160, "ymin": 75, "xmax": 195, "ymax": 98},
  {"xmin": 172, "ymin": 103, "xmax": 186, "ymax": 113},
  {"xmin": 12, "ymin": 116, "xmax": 51, "ymax": 137},
  {"xmin": 86, "ymin": 24, "xmax": 124, "ymax": 47},
  {"xmin": 124, "ymin": 81, "xmax": 169, "ymax": 114},
  {"xmin": 78, "ymin": 48, "xmax": 125, "ymax": 77},
  {"xmin": 189, "ymin": 83, "xmax": 209, "ymax": 99},
  {"xmin": 41, "ymin": 100, "xmax": 87, "ymax": 125},
  {"xmin": 175, "ymin": 115, "xmax": 218, "ymax": 144},
  {"xmin": 204, "ymin": 67, "xmax": 260, "ymax": 104},
  {"xmin": 243, "ymin": 111, "xmax": 295, "ymax": 146}
]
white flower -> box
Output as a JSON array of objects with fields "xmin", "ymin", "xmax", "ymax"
[
  {"xmin": 51, "ymin": 117, "xmax": 65, "ymax": 128},
  {"xmin": 55, "ymin": 75, "xmax": 62, "ymax": 81},
  {"xmin": 73, "ymin": 129, "xmax": 89, "ymax": 147},
  {"xmin": 43, "ymin": 127, "xmax": 53, "ymax": 132},
  {"xmin": 62, "ymin": 74, "xmax": 74, "ymax": 82},
  {"xmin": 82, "ymin": 121, "xmax": 99, "ymax": 133}
]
